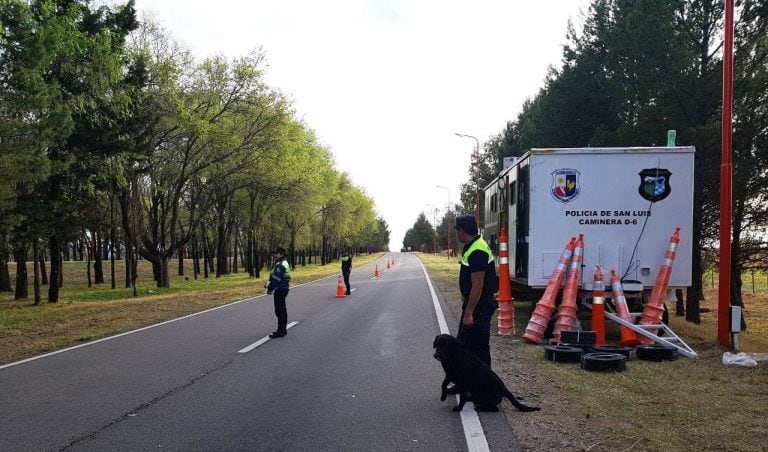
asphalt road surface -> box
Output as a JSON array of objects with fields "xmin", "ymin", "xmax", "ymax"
[{"xmin": 0, "ymin": 253, "xmax": 522, "ymax": 451}]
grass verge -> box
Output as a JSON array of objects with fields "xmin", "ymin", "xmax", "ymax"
[{"xmin": 418, "ymin": 252, "xmax": 768, "ymax": 452}]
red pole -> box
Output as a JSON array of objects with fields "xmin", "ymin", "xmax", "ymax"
[{"xmin": 718, "ymin": 0, "xmax": 734, "ymax": 347}]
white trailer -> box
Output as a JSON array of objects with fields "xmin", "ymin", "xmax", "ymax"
[{"xmin": 483, "ymin": 147, "xmax": 694, "ymax": 290}]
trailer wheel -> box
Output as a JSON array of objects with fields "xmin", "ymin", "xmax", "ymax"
[
  {"xmin": 544, "ymin": 345, "xmax": 583, "ymax": 363},
  {"xmin": 581, "ymin": 352, "xmax": 627, "ymax": 372},
  {"xmin": 636, "ymin": 344, "xmax": 678, "ymax": 361}
]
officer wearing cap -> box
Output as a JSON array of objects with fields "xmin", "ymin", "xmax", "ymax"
[
  {"xmin": 454, "ymin": 214, "xmax": 498, "ymax": 367},
  {"xmin": 266, "ymin": 246, "xmax": 291, "ymax": 338}
]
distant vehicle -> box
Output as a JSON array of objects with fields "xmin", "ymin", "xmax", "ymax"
[{"xmin": 483, "ymin": 147, "xmax": 694, "ymax": 292}]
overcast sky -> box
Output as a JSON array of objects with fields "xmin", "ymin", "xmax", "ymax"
[{"xmin": 133, "ymin": 0, "xmax": 591, "ymax": 251}]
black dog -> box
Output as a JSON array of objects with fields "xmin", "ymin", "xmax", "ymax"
[{"xmin": 433, "ymin": 334, "xmax": 540, "ymax": 413}]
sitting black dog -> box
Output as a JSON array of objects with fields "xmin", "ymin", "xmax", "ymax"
[{"xmin": 433, "ymin": 333, "xmax": 541, "ymax": 413}]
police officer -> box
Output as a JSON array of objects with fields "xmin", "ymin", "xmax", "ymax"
[
  {"xmin": 454, "ymin": 214, "xmax": 498, "ymax": 368},
  {"xmin": 340, "ymin": 250, "xmax": 352, "ymax": 295},
  {"xmin": 266, "ymin": 246, "xmax": 291, "ymax": 338}
]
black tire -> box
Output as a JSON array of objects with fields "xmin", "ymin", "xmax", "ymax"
[
  {"xmin": 544, "ymin": 345, "xmax": 583, "ymax": 363},
  {"xmin": 636, "ymin": 344, "xmax": 679, "ymax": 361},
  {"xmin": 559, "ymin": 342, "xmax": 594, "ymax": 354},
  {"xmin": 581, "ymin": 352, "xmax": 627, "ymax": 372},
  {"xmin": 560, "ymin": 330, "xmax": 597, "ymax": 345},
  {"xmin": 591, "ymin": 345, "xmax": 633, "ymax": 359}
]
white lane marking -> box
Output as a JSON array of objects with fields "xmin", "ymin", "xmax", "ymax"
[
  {"xmin": 417, "ymin": 258, "xmax": 490, "ymax": 452},
  {"xmin": 237, "ymin": 321, "xmax": 300, "ymax": 354}
]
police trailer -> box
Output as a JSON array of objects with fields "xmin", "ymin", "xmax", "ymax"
[{"xmin": 483, "ymin": 147, "xmax": 694, "ymax": 293}]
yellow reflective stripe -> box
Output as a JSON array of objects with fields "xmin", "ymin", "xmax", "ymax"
[{"xmin": 461, "ymin": 237, "xmax": 494, "ymax": 266}]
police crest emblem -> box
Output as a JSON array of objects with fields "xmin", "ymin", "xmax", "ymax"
[
  {"xmin": 551, "ymin": 168, "xmax": 580, "ymax": 203},
  {"xmin": 638, "ymin": 168, "xmax": 672, "ymax": 202}
]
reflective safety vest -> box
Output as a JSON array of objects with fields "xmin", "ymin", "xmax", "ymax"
[
  {"xmin": 270, "ymin": 259, "xmax": 291, "ymax": 282},
  {"xmin": 461, "ymin": 236, "xmax": 494, "ymax": 266}
]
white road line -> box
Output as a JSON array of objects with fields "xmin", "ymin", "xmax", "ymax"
[
  {"xmin": 237, "ymin": 321, "xmax": 300, "ymax": 354},
  {"xmin": 418, "ymin": 258, "xmax": 490, "ymax": 452}
]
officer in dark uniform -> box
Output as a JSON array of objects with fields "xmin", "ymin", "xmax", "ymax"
[
  {"xmin": 340, "ymin": 250, "xmax": 352, "ymax": 295},
  {"xmin": 266, "ymin": 246, "xmax": 291, "ymax": 338},
  {"xmin": 454, "ymin": 214, "xmax": 498, "ymax": 368}
]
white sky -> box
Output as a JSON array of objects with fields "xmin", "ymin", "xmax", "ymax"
[{"xmin": 133, "ymin": 0, "xmax": 591, "ymax": 251}]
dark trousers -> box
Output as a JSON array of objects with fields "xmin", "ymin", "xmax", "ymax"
[
  {"xmin": 342, "ymin": 270, "xmax": 351, "ymax": 293},
  {"xmin": 273, "ymin": 288, "xmax": 289, "ymax": 331},
  {"xmin": 457, "ymin": 321, "xmax": 492, "ymax": 369}
]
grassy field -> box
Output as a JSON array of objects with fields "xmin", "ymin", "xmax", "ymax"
[
  {"xmin": 0, "ymin": 253, "xmax": 385, "ymax": 364},
  {"xmin": 418, "ymin": 253, "xmax": 768, "ymax": 452}
]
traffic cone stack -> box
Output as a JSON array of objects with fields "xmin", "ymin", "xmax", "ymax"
[
  {"xmin": 522, "ymin": 237, "xmax": 576, "ymax": 345},
  {"xmin": 374, "ymin": 265, "xmax": 380, "ymax": 278},
  {"xmin": 609, "ymin": 270, "xmax": 640, "ymax": 347},
  {"xmin": 335, "ymin": 273, "xmax": 346, "ymax": 298},
  {"xmin": 496, "ymin": 228, "xmax": 515, "ymax": 336},
  {"xmin": 639, "ymin": 227, "xmax": 681, "ymax": 344},
  {"xmin": 551, "ymin": 234, "xmax": 585, "ymax": 345},
  {"xmin": 591, "ymin": 266, "xmax": 606, "ymax": 346}
]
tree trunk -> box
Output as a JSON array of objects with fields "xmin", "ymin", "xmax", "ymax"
[
  {"xmin": 86, "ymin": 230, "xmax": 92, "ymax": 288},
  {"xmin": 0, "ymin": 230, "xmax": 12, "ymax": 292},
  {"xmin": 33, "ymin": 239, "xmax": 41, "ymax": 305},
  {"xmin": 202, "ymin": 232, "xmax": 210, "ymax": 279},
  {"xmin": 94, "ymin": 228, "xmax": 104, "ymax": 284},
  {"xmin": 110, "ymin": 198, "xmax": 116, "ymax": 289},
  {"xmin": 14, "ymin": 244, "xmax": 28, "ymax": 300},
  {"xmin": 40, "ymin": 251, "xmax": 48, "ymax": 285},
  {"xmin": 48, "ymin": 235, "xmax": 61, "ymax": 303},
  {"xmin": 178, "ymin": 246, "xmax": 185, "ymax": 276}
]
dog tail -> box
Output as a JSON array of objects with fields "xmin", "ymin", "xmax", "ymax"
[{"xmin": 504, "ymin": 389, "xmax": 541, "ymax": 412}]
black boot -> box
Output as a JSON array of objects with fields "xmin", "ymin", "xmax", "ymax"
[{"xmin": 269, "ymin": 330, "xmax": 286, "ymax": 338}]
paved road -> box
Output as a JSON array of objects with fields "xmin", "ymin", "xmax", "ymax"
[{"xmin": 0, "ymin": 253, "xmax": 520, "ymax": 451}]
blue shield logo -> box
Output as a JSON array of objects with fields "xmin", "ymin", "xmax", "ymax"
[
  {"xmin": 638, "ymin": 168, "xmax": 672, "ymax": 202},
  {"xmin": 551, "ymin": 169, "xmax": 580, "ymax": 203}
]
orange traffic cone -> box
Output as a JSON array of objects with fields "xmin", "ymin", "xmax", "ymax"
[
  {"xmin": 522, "ymin": 237, "xmax": 576, "ymax": 344},
  {"xmin": 591, "ymin": 265, "xmax": 606, "ymax": 346},
  {"xmin": 609, "ymin": 270, "xmax": 640, "ymax": 347},
  {"xmin": 551, "ymin": 234, "xmax": 585, "ymax": 344},
  {"xmin": 374, "ymin": 265, "xmax": 380, "ymax": 278},
  {"xmin": 639, "ymin": 227, "xmax": 681, "ymax": 344},
  {"xmin": 496, "ymin": 228, "xmax": 515, "ymax": 336},
  {"xmin": 335, "ymin": 273, "xmax": 346, "ymax": 298}
]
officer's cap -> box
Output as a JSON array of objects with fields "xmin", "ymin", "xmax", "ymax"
[
  {"xmin": 271, "ymin": 246, "xmax": 286, "ymax": 255},
  {"xmin": 453, "ymin": 214, "xmax": 478, "ymax": 235}
]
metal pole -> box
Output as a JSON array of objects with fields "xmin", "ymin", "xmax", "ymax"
[
  {"xmin": 718, "ymin": 0, "xmax": 734, "ymax": 347},
  {"xmin": 454, "ymin": 133, "xmax": 481, "ymax": 229}
]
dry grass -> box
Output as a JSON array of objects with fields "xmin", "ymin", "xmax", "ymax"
[
  {"xmin": 418, "ymin": 253, "xmax": 768, "ymax": 452},
  {"xmin": 0, "ymin": 254, "xmax": 384, "ymax": 365}
]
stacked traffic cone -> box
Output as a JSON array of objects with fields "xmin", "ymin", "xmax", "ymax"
[
  {"xmin": 609, "ymin": 270, "xmax": 640, "ymax": 347},
  {"xmin": 639, "ymin": 227, "xmax": 681, "ymax": 344},
  {"xmin": 374, "ymin": 265, "xmax": 380, "ymax": 278},
  {"xmin": 522, "ymin": 237, "xmax": 576, "ymax": 344},
  {"xmin": 335, "ymin": 273, "xmax": 346, "ymax": 298},
  {"xmin": 496, "ymin": 228, "xmax": 515, "ymax": 336},
  {"xmin": 591, "ymin": 266, "xmax": 606, "ymax": 346},
  {"xmin": 551, "ymin": 234, "xmax": 585, "ymax": 344}
]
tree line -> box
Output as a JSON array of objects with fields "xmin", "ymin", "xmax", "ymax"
[
  {"xmin": 0, "ymin": 0, "xmax": 389, "ymax": 304},
  {"xmin": 408, "ymin": 0, "xmax": 768, "ymax": 324}
]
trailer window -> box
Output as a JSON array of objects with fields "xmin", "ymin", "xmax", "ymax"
[
  {"xmin": 491, "ymin": 193, "xmax": 497, "ymax": 212},
  {"xmin": 509, "ymin": 181, "xmax": 516, "ymax": 206}
]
